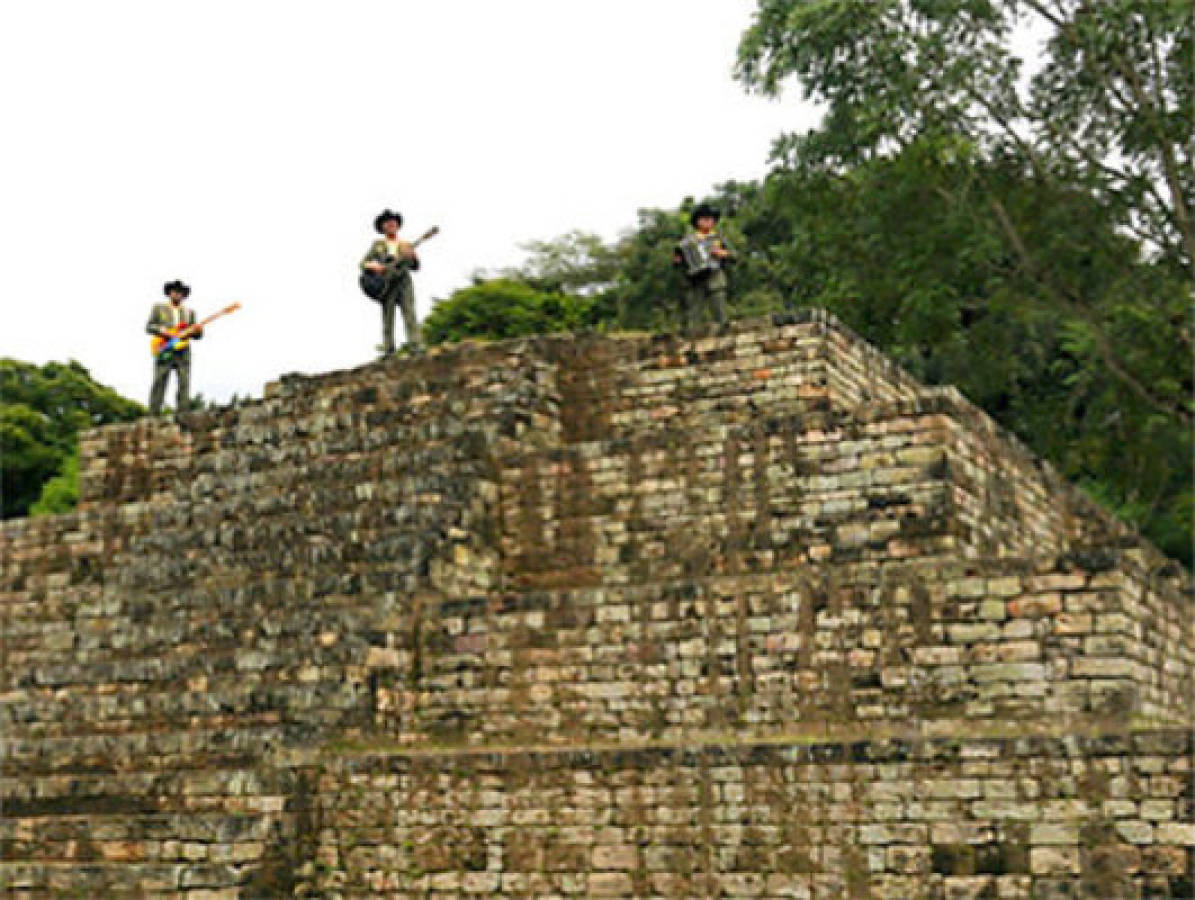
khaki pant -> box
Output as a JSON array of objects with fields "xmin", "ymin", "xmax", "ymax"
[
  {"xmin": 380, "ymin": 270, "xmax": 422, "ymax": 351},
  {"xmin": 680, "ymin": 269, "xmax": 728, "ymax": 330},
  {"xmin": 149, "ymin": 351, "xmax": 191, "ymax": 415}
]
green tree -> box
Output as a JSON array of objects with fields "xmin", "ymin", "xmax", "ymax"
[
  {"xmin": 736, "ymin": 0, "xmax": 1192, "ymax": 270},
  {"xmin": 498, "ymin": 230, "xmax": 622, "ymax": 297},
  {"xmin": 29, "ymin": 450, "xmax": 79, "ymax": 517},
  {"xmin": 458, "ymin": 204, "xmax": 773, "ymax": 336},
  {"xmin": 735, "ymin": 0, "xmax": 1192, "ymax": 419},
  {"xmin": 423, "ymin": 279, "xmax": 597, "ymax": 346},
  {"xmin": 605, "ymin": 207, "xmax": 691, "ymax": 331},
  {"xmin": 732, "ymin": 0, "xmax": 1192, "ymax": 561},
  {"xmin": 1, "ymin": 359, "xmax": 143, "ymax": 518},
  {"xmin": 728, "ymin": 141, "xmax": 1191, "ymax": 561},
  {"xmin": 1, "ymin": 402, "xmax": 61, "ymax": 517}
]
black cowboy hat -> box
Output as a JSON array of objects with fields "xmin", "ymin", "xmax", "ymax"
[
  {"xmin": 374, "ymin": 209, "xmax": 403, "ymax": 233},
  {"xmin": 689, "ymin": 203, "xmax": 721, "ymax": 227},
  {"xmin": 163, "ymin": 280, "xmax": 191, "ymax": 297}
]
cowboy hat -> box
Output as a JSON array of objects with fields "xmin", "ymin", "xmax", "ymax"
[
  {"xmin": 689, "ymin": 203, "xmax": 721, "ymax": 227},
  {"xmin": 374, "ymin": 209, "xmax": 403, "ymax": 233}
]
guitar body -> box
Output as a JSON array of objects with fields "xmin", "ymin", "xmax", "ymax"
[
  {"xmin": 359, "ymin": 270, "xmax": 388, "ymax": 301},
  {"xmin": 150, "ymin": 323, "xmax": 193, "ymax": 360},
  {"xmin": 150, "ymin": 303, "xmax": 242, "ymax": 359},
  {"xmin": 359, "ymin": 226, "xmax": 439, "ymax": 302}
]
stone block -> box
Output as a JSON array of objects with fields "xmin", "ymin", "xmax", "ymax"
[
  {"xmin": 1115, "ymin": 821, "xmax": 1154, "ymax": 845},
  {"xmin": 1007, "ymin": 594, "xmax": 1062, "ymax": 618},
  {"xmin": 588, "ymin": 871, "xmax": 633, "ymax": 896},
  {"xmin": 1029, "ymin": 823, "xmax": 1077, "ymax": 845},
  {"xmin": 592, "ymin": 844, "xmax": 637, "ymax": 870},
  {"xmin": 1154, "ymin": 823, "xmax": 1195, "ymax": 846},
  {"xmin": 1029, "ymin": 846, "xmax": 1080, "ymax": 875}
]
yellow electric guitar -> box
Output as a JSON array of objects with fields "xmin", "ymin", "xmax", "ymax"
[{"xmin": 150, "ymin": 302, "xmax": 242, "ymax": 359}]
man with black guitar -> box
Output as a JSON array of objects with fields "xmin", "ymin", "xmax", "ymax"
[
  {"xmin": 146, "ymin": 279, "xmax": 203, "ymax": 416},
  {"xmin": 360, "ymin": 208, "xmax": 433, "ymax": 355}
]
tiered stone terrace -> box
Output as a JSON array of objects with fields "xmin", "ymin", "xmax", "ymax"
[{"xmin": 1, "ymin": 311, "xmax": 1191, "ymax": 898}]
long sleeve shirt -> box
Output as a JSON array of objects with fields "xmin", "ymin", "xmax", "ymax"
[{"xmin": 360, "ymin": 238, "xmax": 420, "ymax": 273}]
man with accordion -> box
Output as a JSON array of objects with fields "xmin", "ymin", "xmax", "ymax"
[{"xmin": 674, "ymin": 202, "xmax": 736, "ymax": 330}]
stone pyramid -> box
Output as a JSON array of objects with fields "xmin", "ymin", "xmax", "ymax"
[{"xmin": 2, "ymin": 311, "xmax": 1191, "ymax": 897}]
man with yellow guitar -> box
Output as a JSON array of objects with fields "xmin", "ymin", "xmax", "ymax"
[
  {"xmin": 146, "ymin": 280, "xmax": 202, "ymax": 416},
  {"xmin": 146, "ymin": 280, "xmax": 240, "ymax": 416}
]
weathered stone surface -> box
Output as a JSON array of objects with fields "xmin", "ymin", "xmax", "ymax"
[{"xmin": 1, "ymin": 312, "xmax": 1191, "ymax": 896}]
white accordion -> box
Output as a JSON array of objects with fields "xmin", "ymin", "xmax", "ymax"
[{"xmin": 679, "ymin": 236, "xmax": 719, "ymax": 277}]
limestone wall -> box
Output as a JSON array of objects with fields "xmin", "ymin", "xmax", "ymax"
[
  {"xmin": 1, "ymin": 311, "xmax": 1190, "ymax": 897},
  {"xmin": 2, "ymin": 343, "xmax": 548, "ymax": 895},
  {"xmin": 365, "ymin": 555, "xmax": 1193, "ymax": 755},
  {"xmin": 301, "ymin": 730, "xmax": 1194, "ymax": 898}
]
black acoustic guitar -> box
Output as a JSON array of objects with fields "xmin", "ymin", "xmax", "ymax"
[{"xmin": 359, "ymin": 226, "xmax": 439, "ymax": 301}]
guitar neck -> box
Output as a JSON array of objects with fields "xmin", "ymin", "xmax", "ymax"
[
  {"xmin": 404, "ymin": 227, "xmax": 439, "ymax": 253},
  {"xmin": 166, "ymin": 304, "xmax": 239, "ymax": 338},
  {"xmin": 195, "ymin": 309, "xmax": 229, "ymax": 330}
]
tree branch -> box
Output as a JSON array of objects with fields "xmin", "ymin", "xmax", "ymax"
[
  {"xmin": 988, "ymin": 194, "xmax": 1192, "ymax": 424},
  {"xmin": 1019, "ymin": 0, "xmax": 1066, "ymax": 30},
  {"xmin": 1109, "ymin": 49, "xmax": 1195, "ymax": 281},
  {"xmin": 1024, "ymin": 0, "xmax": 1194, "ymax": 279}
]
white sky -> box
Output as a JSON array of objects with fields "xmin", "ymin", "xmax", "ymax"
[{"xmin": 1, "ymin": 2, "xmax": 820, "ymax": 405}]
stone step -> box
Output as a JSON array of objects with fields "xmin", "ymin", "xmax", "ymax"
[
  {"xmin": 497, "ymin": 390, "xmax": 1118, "ymax": 580},
  {"xmin": 549, "ymin": 314, "xmax": 922, "ymax": 445},
  {"xmin": 497, "ymin": 429, "xmax": 961, "ymax": 584},
  {"xmin": 3, "ymin": 679, "xmax": 360, "ymax": 737},
  {"xmin": 360, "ymin": 553, "xmax": 1192, "ymax": 746},
  {"xmin": 0, "ymin": 859, "xmax": 257, "ymax": 896},
  {"xmin": 5, "ymin": 634, "xmax": 366, "ymax": 687},
  {"xmin": 2, "ymin": 723, "xmax": 287, "ymax": 776},
  {"xmin": 75, "ymin": 344, "xmax": 560, "ymax": 508},
  {"xmin": 0, "ymin": 767, "xmax": 286, "ymax": 817},
  {"xmin": 2, "ymin": 590, "xmax": 395, "ymax": 663},
  {"xmin": 295, "ymin": 725, "xmax": 1195, "ymax": 899},
  {"xmin": 0, "ymin": 810, "xmax": 275, "ymax": 857}
]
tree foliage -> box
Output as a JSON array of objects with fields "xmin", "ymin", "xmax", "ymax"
[
  {"xmin": 30, "ymin": 450, "xmax": 79, "ymax": 517},
  {"xmin": 736, "ymin": 0, "xmax": 1193, "ymax": 280},
  {"xmin": 735, "ymin": 143, "xmax": 1191, "ymax": 562},
  {"xmin": 736, "ymin": 0, "xmax": 1193, "ymax": 418},
  {"xmin": 423, "ymin": 279, "xmax": 598, "ymax": 346},
  {"xmin": 728, "ymin": 0, "xmax": 1192, "ymax": 559},
  {"xmin": 1, "ymin": 359, "xmax": 143, "ymax": 519},
  {"xmin": 496, "ymin": 230, "xmax": 622, "ymax": 297}
]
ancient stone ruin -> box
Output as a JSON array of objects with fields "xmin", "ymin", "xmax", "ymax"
[{"xmin": 2, "ymin": 310, "xmax": 1192, "ymax": 897}]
